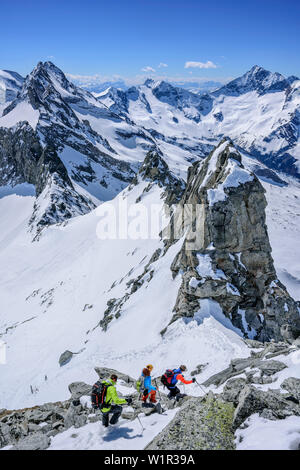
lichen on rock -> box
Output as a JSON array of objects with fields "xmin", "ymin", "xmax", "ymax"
[{"xmin": 145, "ymin": 395, "xmax": 235, "ymax": 450}]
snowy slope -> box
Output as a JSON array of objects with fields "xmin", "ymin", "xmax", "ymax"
[
  {"xmin": 0, "ymin": 155, "xmax": 299, "ymax": 413},
  {"xmin": 0, "ymin": 70, "xmax": 24, "ymax": 105}
]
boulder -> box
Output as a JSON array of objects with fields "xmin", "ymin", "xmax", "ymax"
[
  {"xmin": 59, "ymin": 350, "xmax": 73, "ymax": 367},
  {"xmin": 281, "ymin": 377, "xmax": 300, "ymax": 402},
  {"xmin": 233, "ymin": 385, "xmax": 300, "ymax": 428},
  {"xmin": 256, "ymin": 360, "xmax": 287, "ymax": 376},
  {"xmin": 0, "ymin": 422, "xmax": 11, "ymax": 448},
  {"xmin": 146, "ymin": 396, "xmax": 235, "ymax": 450},
  {"xmin": 12, "ymin": 432, "xmax": 50, "ymax": 450},
  {"xmin": 222, "ymin": 378, "xmax": 247, "ymax": 405},
  {"xmin": 24, "ymin": 409, "xmax": 53, "ymax": 423},
  {"xmin": 244, "ymin": 339, "xmax": 265, "ymax": 349},
  {"xmin": 68, "ymin": 381, "xmax": 93, "ymax": 400},
  {"xmin": 94, "ymin": 367, "xmax": 136, "ymax": 386},
  {"xmin": 63, "ymin": 402, "xmax": 87, "ymax": 429}
]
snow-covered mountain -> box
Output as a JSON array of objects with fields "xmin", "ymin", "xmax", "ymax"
[
  {"xmin": 0, "ymin": 62, "xmax": 300, "ymax": 450},
  {"xmin": 97, "ymin": 65, "xmax": 300, "ymax": 178},
  {"xmin": 0, "ymin": 61, "xmax": 299, "ymax": 239}
]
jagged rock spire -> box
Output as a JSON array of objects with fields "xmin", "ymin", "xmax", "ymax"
[
  {"xmin": 132, "ymin": 149, "xmax": 186, "ymax": 205},
  {"xmin": 167, "ymin": 140, "xmax": 300, "ymax": 343}
]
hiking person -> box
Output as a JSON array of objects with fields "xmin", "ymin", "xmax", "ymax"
[
  {"xmin": 161, "ymin": 365, "xmax": 195, "ymax": 401},
  {"xmin": 92, "ymin": 374, "xmax": 132, "ymax": 428},
  {"xmin": 140, "ymin": 364, "xmax": 157, "ymax": 407}
]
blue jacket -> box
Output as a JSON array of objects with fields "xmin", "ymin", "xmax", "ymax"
[
  {"xmin": 170, "ymin": 368, "xmax": 183, "ymax": 387},
  {"xmin": 143, "ymin": 374, "xmax": 156, "ymax": 392}
]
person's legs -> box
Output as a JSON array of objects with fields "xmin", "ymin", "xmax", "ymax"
[
  {"xmin": 142, "ymin": 389, "xmax": 149, "ymax": 402},
  {"xmin": 102, "ymin": 411, "xmax": 109, "ymax": 427},
  {"xmin": 167, "ymin": 386, "xmax": 180, "ymax": 399},
  {"xmin": 175, "ymin": 392, "xmax": 186, "ymax": 401},
  {"xmin": 149, "ymin": 390, "xmax": 157, "ymax": 403},
  {"xmin": 109, "ymin": 405, "xmax": 122, "ymax": 425}
]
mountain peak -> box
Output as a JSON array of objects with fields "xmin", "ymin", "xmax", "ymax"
[
  {"xmin": 144, "ymin": 78, "xmax": 155, "ymax": 87},
  {"xmin": 214, "ymin": 65, "xmax": 289, "ymax": 96}
]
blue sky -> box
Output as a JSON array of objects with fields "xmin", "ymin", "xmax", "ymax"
[{"xmin": 1, "ymin": 0, "xmax": 299, "ymax": 84}]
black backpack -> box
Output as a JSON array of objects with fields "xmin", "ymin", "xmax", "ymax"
[
  {"xmin": 91, "ymin": 380, "xmax": 112, "ymax": 410},
  {"xmin": 161, "ymin": 369, "xmax": 175, "ymax": 387}
]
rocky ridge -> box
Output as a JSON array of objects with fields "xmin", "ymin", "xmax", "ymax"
[
  {"xmin": 164, "ymin": 139, "xmax": 300, "ymax": 342},
  {"xmin": 1, "ymin": 340, "xmax": 299, "ymax": 450}
]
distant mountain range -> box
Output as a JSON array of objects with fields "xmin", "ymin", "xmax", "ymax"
[
  {"xmin": 0, "ymin": 61, "xmax": 299, "ymax": 237},
  {"xmin": 67, "ymin": 77, "xmax": 225, "ymax": 94}
]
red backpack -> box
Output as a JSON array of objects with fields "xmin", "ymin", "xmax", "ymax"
[{"xmin": 161, "ymin": 369, "xmax": 176, "ymax": 386}]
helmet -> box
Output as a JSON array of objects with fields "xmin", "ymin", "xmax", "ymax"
[
  {"xmin": 180, "ymin": 365, "xmax": 187, "ymax": 371},
  {"xmin": 146, "ymin": 364, "xmax": 154, "ymax": 371}
]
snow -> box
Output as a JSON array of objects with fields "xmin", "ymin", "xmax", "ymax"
[
  {"xmin": 236, "ymin": 414, "xmax": 300, "ymax": 450},
  {"xmin": 262, "ymin": 176, "xmax": 300, "ymax": 300},
  {"xmin": 48, "ymin": 409, "xmax": 178, "ymax": 450},
  {"xmin": 201, "ymin": 140, "xmax": 229, "ymax": 188},
  {"xmin": 0, "ymin": 101, "xmax": 39, "ymax": 129},
  {"xmin": 0, "ymin": 183, "xmax": 35, "ymax": 199},
  {"xmin": 237, "ymin": 309, "xmax": 256, "ymax": 339},
  {"xmin": 196, "ymin": 253, "xmax": 226, "ymax": 280},
  {"xmin": 207, "ymin": 157, "xmax": 254, "ymax": 206},
  {"xmin": 0, "ymin": 181, "xmax": 250, "ymax": 412}
]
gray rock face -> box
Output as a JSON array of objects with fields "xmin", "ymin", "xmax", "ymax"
[
  {"xmin": 222, "ymin": 378, "xmax": 247, "ymax": 406},
  {"xmin": 165, "ymin": 139, "xmax": 300, "ymax": 342},
  {"xmin": 68, "ymin": 382, "xmax": 93, "ymax": 400},
  {"xmin": 131, "ymin": 150, "xmax": 186, "ymax": 205},
  {"xmin": 233, "ymin": 385, "xmax": 300, "ymax": 428},
  {"xmin": 146, "ymin": 396, "xmax": 235, "ymax": 450},
  {"xmin": 256, "ymin": 360, "xmax": 287, "ymax": 376},
  {"xmin": 0, "ymin": 61, "xmax": 140, "ymax": 239},
  {"xmin": 94, "ymin": 367, "xmax": 136, "ymax": 386},
  {"xmin": 64, "ymin": 403, "xmax": 87, "ymax": 429},
  {"xmin": 0, "ymin": 123, "xmax": 96, "ymax": 240},
  {"xmin": 0, "ymin": 422, "xmax": 11, "ymax": 447},
  {"xmin": 12, "ymin": 432, "xmax": 50, "ymax": 450},
  {"xmin": 281, "ymin": 377, "xmax": 300, "ymax": 402}
]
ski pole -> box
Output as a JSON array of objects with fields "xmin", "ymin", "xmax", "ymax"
[
  {"xmin": 136, "ymin": 414, "xmax": 145, "ymax": 432},
  {"xmin": 154, "ymin": 378, "xmax": 162, "ymax": 400},
  {"xmin": 195, "ymin": 380, "xmax": 206, "ymax": 394}
]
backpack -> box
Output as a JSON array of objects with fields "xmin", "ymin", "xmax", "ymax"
[
  {"xmin": 91, "ymin": 380, "xmax": 112, "ymax": 410},
  {"xmin": 161, "ymin": 369, "xmax": 176, "ymax": 387},
  {"xmin": 136, "ymin": 374, "xmax": 145, "ymax": 393}
]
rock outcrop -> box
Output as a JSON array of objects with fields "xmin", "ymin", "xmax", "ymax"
[
  {"xmin": 0, "ymin": 367, "xmax": 172, "ymax": 450},
  {"xmin": 146, "ymin": 395, "xmax": 236, "ymax": 450},
  {"xmin": 204, "ymin": 340, "xmax": 300, "ymax": 428},
  {"xmin": 131, "ymin": 149, "xmax": 186, "ymax": 205},
  {"xmin": 165, "ymin": 139, "xmax": 300, "ymax": 342},
  {"xmin": 0, "ymin": 123, "xmax": 96, "ymax": 239}
]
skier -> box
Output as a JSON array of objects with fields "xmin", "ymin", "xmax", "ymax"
[
  {"xmin": 99, "ymin": 374, "xmax": 133, "ymax": 427},
  {"xmin": 140, "ymin": 364, "xmax": 157, "ymax": 408},
  {"xmin": 161, "ymin": 365, "xmax": 195, "ymax": 401}
]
